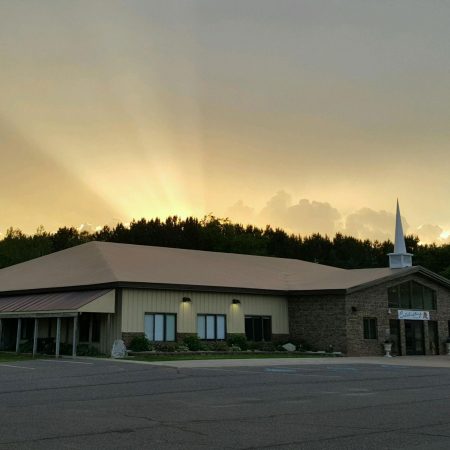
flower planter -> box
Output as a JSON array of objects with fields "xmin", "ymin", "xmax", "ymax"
[{"xmin": 383, "ymin": 342, "xmax": 392, "ymax": 358}]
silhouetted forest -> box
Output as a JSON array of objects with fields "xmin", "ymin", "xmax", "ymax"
[{"xmin": 1, "ymin": 216, "xmax": 450, "ymax": 279}]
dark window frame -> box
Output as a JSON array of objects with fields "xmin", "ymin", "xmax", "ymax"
[
  {"xmin": 245, "ymin": 315, "xmax": 272, "ymax": 341},
  {"xmin": 79, "ymin": 314, "xmax": 101, "ymax": 344},
  {"xmin": 388, "ymin": 281, "xmax": 437, "ymax": 310},
  {"xmin": 197, "ymin": 314, "xmax": 227, "ymax": 340},
  {"xmin": 363, "ymin": 317, "xmax": 378, "ymax": 340},
  {"xmin": 144, "ymin": 313, "xmax": 177, "ymax": 342}
]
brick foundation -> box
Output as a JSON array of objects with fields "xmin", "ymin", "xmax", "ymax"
[{"xmin": 121, "ymin": 332, "xmax": 144, "ymax": 348}]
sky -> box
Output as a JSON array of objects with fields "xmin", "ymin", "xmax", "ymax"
[{"xmin": 0, "ymin": 1, "xmax": 449, "ymax": 243}]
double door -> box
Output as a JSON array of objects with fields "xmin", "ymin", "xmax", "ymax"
[{"xmin": 390, "ymin": 320, "xmax": 437, "ymax": 356}]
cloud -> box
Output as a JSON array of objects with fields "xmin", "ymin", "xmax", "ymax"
[
  {"xmin": 258, "ymin": 191, "xmax": 341, "ymax": 235},
  {"xmin": 284, "ymin": 199, "xmax": 341, "ymax": 236},
  {"xmin": 343, "ymin": 208, "xmax": 408, "ymax": 242},
  {"xmin": 226, "ymin": 191, "xmax": 341, "ymax": 236},
  {"xmin": 225, "ymin": 200, "xmax": 256, "ymax": 224},
  {"xmin": 225, "ymin": 192, "xmax": 450, "ymax": 244},
  {"xmin": 416, "ymin": 224, "xmax": 450, "ymax": 245}
]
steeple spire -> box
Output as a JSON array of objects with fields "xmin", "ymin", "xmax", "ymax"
[{"xmin": 388, "ymin": 200, "xmax": 412, "ymax": 269}]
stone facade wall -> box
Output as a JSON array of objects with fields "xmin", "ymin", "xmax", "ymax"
[
  {"xmin": 345, "ymin": 273, "xmax": 450, "ymax": 356},
  {"xmin": 288, "ymin": 294, "xmax": 347, "ymax": 353},
  {"xmin": 121, "ymin": 332, "xmax": 144, "ymax": 348}
]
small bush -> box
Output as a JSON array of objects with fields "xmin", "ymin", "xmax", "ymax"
[
  {"xmin": 153, "ymin": 342, "xmax": 178, "ymax": 352},
  {"xmin": 76, "ymin": 344, "xmax": 104, "ymax": 357},
  {"xmin": 227, "ymin": 334, "xmax": 248, "ymax": 350},
  {"xmin": 248, "ymin": 341, "xmax": 277, "ymax": 352},
  {"xmin": 206, "ymin": 341, "xmax": 229, "ymax": 351},
  {"xmin": 183, "ymin": 335, "xmax": 204, "ymax": 351},
  {"xmin": 19, "ymin": 341, "xmax": 33, "ymax": 353},
  {"xmin": 176, "ymin": 345, "xmax": 190, "ymax": 352},
  {"xmin": 286, "ymin": 339, "xmax": 314, "ymax": 352},
  {"xmin": 129, "ymin": 335, "xmax": 152, "ymax": 352}
]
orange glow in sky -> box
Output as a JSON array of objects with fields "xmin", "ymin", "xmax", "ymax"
[{"xmin": 1, "ymin": 1, "xmax": 449, "ymax": 243}]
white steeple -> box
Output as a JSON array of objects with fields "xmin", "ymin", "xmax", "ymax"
[{"xmin": 388, "ymin": 200, "xmax": 412, "ymax": 269}]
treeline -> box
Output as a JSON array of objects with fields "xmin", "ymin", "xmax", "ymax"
[{"xmin": 1, "ymin": 216, "xmax": 450, "ymax": 278}]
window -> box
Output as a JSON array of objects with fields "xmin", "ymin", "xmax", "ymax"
[
  {"xmin": 144, "ymin": 314, "xmax": 176, "ymax": 342},
  {"xmin": 363, "ymin": 318, "xmax": 377, "ymax": 339},
  {"xmin": 245, "ymin": 316, "xmax": 272, "ymax": 341},
  {"xmin": 79, "ymin": 314, "xmax": 101, "ymax": 343},
  {"xmin": 197, "ymin": 315, "xmax": 226, "ymax": 340},
  {"xmin": 388, "ymin": 281, "xmax": 436, "ymax": 310}
]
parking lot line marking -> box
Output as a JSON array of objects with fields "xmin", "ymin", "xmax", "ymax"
[
  {"xmin": 0, "ymin": 364, "xmax": 35, "ymax": 370},
  {"xmin": 38, "ymin": 360, "xmax": 93, "ymax": 365}
]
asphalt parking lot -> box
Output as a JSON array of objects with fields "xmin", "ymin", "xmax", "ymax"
[{"xmin": 1, "ymin": 358, "xmax": 450, "ymax": 449}]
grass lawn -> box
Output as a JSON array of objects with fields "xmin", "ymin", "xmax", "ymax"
[
  {"xmin": 0, "ymin": 352, "xmax": 36, "ymax": 363},
  {"xmin": 132, "ymin": 353, "xmax": 336, "ymax": 362}
]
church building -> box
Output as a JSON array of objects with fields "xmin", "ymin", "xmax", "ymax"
[{"xmin": 0, "ymin": 203, "xmax": 449, "ymax": 357}]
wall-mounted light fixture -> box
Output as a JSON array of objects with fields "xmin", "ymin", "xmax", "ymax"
[
  {"xmin": 232, "ymin": 299, "xmax": 241, "ymax": 305},
  {"xmin": 182, "ymin": 297, "xmax": 192, "ymax": 303}
]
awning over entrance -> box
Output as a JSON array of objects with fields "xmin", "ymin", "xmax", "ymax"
[{"xmin": 0, "ymin": 289, "xmax": 115, "ymax": 317}]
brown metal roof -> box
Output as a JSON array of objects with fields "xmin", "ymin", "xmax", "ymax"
[
  {"xmin": 0, "ymin": 241, "xmax": 443, "ymax": 295},
  {"xmin": 0, "ymin": 289, "xmax": 112, "ymax": 313}
]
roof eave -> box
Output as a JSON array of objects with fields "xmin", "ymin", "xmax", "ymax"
[
  {"xmin": 0, "ymin": 281, "xmax": 288, "ymax": 297},
  {"xmin": 1, "ymin": 265, "xmax": 448, "ymax": 298},
  {"xmin": 345, "ymin": 265, "xmax": 450, "ymax": 294},
  {"xmin": 287, "ymin": 289, "xmax": 346, "ymax": 296}
]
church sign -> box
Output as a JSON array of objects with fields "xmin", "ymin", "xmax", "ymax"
[{"xmin": 398, "ymin": 310, "xmax": 430, "ymax": 321}]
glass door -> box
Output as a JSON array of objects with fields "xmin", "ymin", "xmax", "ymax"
[{"xmin": 404, "ymin": 320, "xmax": 425, "ymax": 355}]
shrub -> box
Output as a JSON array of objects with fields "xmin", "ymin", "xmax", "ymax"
[
  {"xmin": 206, "ymin": 341, "xmax": 229, "ymax": 351},
  {"xmin": 176, "ymin": 345, "xmax": 190, "ymax": 352},
  {"xmin": 297, "ymin": 340, "xmax": 316, "ymax": 352},
  {"xmin": 153, "ymin": 342, "xmax": 178, "ymax": 352},
  {"xmin": 227, "ymin": 334, "xmax": 248, "ymax": 350},
  {"xmin": 76, "ymin": 344, "xmax": 104, "ymax": 357},
  {"xmin": 19, "ymin": 340, "xmax": 33, "ymax": 353},
  {"xmin": 248, "ymin": 341, "xmax": 277, "ymax": 352},
  {"xmin": 183, "ymin": 335, "xmax": 204, "ymax": 351},
  {"xmin": 128, "ymin": 335, "xmax": 152, "ymax": 352}
]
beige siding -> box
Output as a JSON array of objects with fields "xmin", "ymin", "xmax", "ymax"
[
  {"xmin": 79, "ymin": 290, "xmax": 115, "ymax": 313},
  {"xmin": 121, "ymin": 289, "xmax": 289, "ymax": 335}
]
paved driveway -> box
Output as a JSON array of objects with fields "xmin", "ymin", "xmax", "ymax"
[{"xmin": 1, "ymin": 357, "xmax": 450, "ymax": 449}]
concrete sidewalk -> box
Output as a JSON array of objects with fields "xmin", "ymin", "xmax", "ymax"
[{"xmin": 140, "ymin": 355, "xmax": 450, "ymax": 369}]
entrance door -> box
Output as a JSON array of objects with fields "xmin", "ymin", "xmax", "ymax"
[
  {"xmin": 404, "ymin": 321, "xmax": 425, "ymax": 355},
  {"xmin": 389, "ymin": 320, "xmax": 401, "ymax": 356}
]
